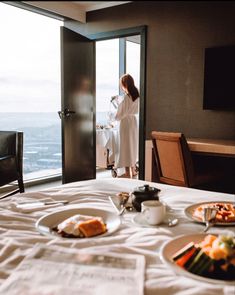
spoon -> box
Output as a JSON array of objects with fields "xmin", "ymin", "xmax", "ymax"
[
  {"xmin": 108, "ymin": 195, "xmax": 130, "ymax": 216},
  {"xmin": 118, "ymin": 199, "xmax": 133, "ymax": 216},
  {"xmin": 203, "ymin": 207, "xmax": 218, "ymax": 232},
  {"xmin": 118, "ymin": 204, "xmax": 134, "ymax": 215},
  {"xmin": 125, "ymin": 205, "xmax": 134, "ymax": 212},
  {"xmin": 168, "ymin": 218, "xmax": 179, "ymax": 227},
  {"xmin": 118, "ymin": 206, "xmax": 126, "ymax": 216}
]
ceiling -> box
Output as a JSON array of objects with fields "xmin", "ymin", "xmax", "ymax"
[
  {"xmin": 24, "ymin": 1, "xmax": 132, "ymax": 23},
  {"xmin": 72, "ymin": 1, "xmax": 132, "ymax": 12},
  {"xmin": 126, "ymin": 35, "xmax": 141, "ymax": 44}
]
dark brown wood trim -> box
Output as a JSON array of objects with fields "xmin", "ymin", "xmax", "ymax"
[{"xmin": 88, "ymin": 26, "xmax": 147, "ymax": 180}]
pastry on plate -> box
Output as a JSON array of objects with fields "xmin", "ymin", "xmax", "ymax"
[
  {"xmin": 193, "ymin": 203, "xmax": 235, "ymax": 223},
  {"xmin": 117, "ymin": 192, "xmax": 130, "ymax": 204},
  {"xmin": 55, "ymin": 214, "xmax": 107, "ymax": 238}
]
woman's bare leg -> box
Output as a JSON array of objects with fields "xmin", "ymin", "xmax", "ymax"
[
  {"xmin": 118, "ymin": 167, "xmax": 131, "ymax": 178},
  {"xmin": 131, "ymin": 167, "xmax": 138, "ymax": 178},
  {"xmin": 125, "ymin": 167, "xmax": 131, "ymax": 177}
]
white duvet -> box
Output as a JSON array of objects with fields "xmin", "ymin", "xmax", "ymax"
[{"xmin": 0, "ymin": 178, "xmax": 234, "ymax": 295}]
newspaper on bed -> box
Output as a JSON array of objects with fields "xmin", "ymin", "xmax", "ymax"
[{"xmin": 0, "ymin": 244, "xmax": 145, "ymax": 295}]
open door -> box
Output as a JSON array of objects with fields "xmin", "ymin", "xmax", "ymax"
[{"xmin": 60, "ymin": 27, "xmax": 95, "ymax": 184}]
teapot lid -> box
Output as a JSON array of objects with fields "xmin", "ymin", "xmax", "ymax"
[{"xmin": 133, "ymin": 184, "xmax": 161, "ymax": 195}]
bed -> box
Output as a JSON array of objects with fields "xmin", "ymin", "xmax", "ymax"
[{"xmin": 0, "ymin": 178, "xmax": 234, "ymax": 295}]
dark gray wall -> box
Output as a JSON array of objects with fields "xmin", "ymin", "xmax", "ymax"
[{"xmin": 65, "ymin": 1, "xmax": 235, "ymax": 140}]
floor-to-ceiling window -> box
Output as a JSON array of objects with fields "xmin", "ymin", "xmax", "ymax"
[
  {"xmin": 96, "ymin": 39, "xmax": 119, "ymax": 125},
  {"xmin": 0, "ymin": 3, "xmax": 62, "ymax": 180},
  {"xmin": 126, "ymin": 37, "xmax": 141, "ymax": 89}
]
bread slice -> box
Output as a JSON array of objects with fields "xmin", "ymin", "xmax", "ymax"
[{"xmin": 78, "ymin": 218, "xmax": 107, "ymax": 238}]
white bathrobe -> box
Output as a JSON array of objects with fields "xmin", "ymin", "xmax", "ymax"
[{"xmin": 115, "ymin": 94, "xmax": 139, "ymax": 168}]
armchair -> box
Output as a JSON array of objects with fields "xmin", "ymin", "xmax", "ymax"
[{"xmin": 0, "ymin": 131, "xmax": 24, "ymax": 198}]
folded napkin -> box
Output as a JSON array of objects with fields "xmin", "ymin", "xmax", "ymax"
[{"xmin": 10, "ymin": 198, "xmax": 66, "ymax": 213}]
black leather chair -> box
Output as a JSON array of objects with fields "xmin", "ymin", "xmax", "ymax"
[{"xmin": 0, "ymin": 131, "xmax": 24, "ymax": 198}]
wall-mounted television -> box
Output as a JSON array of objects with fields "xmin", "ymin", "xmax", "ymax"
[{"xmin": 203, "ymin": 45, "xmax": 235, "ymax": 110}]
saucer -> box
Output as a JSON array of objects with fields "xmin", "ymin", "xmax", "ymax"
[{"xmin": 132, "ymin": 213, "xmax": 166, "ymax": 227}]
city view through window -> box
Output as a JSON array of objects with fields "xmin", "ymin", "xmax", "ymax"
[{"xmin": 0, "ymin": 3, "xmax": 62, "ymax": 180}]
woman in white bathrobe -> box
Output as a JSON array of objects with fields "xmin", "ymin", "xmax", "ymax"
[{"xmin": 115, "ymin": 74, "xmax": 139, "ymax": 178}]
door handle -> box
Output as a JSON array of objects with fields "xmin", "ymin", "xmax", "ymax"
[{"xmin": 58, "ymin": 108, "xmax": 76, "ymax": 119}]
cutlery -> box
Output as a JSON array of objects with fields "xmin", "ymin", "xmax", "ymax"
[
  {"xmin": 40, "ymin": 200, "xmax": 69, "ymax": 205},
  {"xmin": 16, "ymin": 200, "xmax": 69, "ymax": 209},
  {"xmin": 118, "ymin": 204, "xmax": 134, "ymax": 216},
  {"xmin": 118, "ymin": 206, "xmax": 126, "ymax": 216},
  {"xmin": 108, "ymin": 196, "xmax": 121, "ymax": 214},
  {"xmin": 108, "ymin": 195, "xmax": 130, "ymax": 215},
  {"xmin": 125, "ymin": 205, "xmax": 134, "ymax": 212},
  {"xmin": 203, "ymin": 207, "xmax": 218, "ymax": 232},
  {"xmin": 168, "ymin": 218, "xmax": 179, "ymax": 227}
]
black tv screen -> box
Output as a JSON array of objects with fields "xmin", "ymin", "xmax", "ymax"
[{"xmin": 203, "ymin": 45, "xmax": 235, "ymax": 110}]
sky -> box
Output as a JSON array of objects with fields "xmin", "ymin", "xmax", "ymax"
[
  {"xmin": 96, "ymin": 39, "xmax": 119, "ymax": 112},
  {"xmin": 0, "ymin": 2, "xmax": 62, "ymax": 112},
  {"xmin": 0, "ymin": 2, "xmax": 140, "ymax": 114},
  {"xmin": 96, "ymin": 39, "xmax": 140, "ymax": 112}
]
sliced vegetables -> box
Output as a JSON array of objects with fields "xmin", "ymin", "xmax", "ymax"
[{"xmin": 172, "ymin": 235, "xmax": 235, "ymax": 281}]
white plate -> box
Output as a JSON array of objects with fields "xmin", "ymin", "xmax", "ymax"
[
  {"xmin": 160, "ymin": 233, "xmax": 235, "ymax": 285},
  {"xmin": 36, "ymin": 207, "xmax": 121, "ymax": 239},
  {"xmin": 185, "ymin": 201, "xmax": 235, "ymax": 226},
  {"xmin": 132, "ymin": 213, "xmax": 167, "ymax": 227}
]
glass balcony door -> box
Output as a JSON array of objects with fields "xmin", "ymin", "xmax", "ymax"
[{"xmin": 95, "ymin": 36, "xmax": 141, "ymax": 178}]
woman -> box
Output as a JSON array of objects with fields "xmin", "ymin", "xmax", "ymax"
[{"xmin": 115, "ymin": 74, "xmax": 139, "ymax": 178}]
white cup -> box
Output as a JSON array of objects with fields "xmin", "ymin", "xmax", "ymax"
[{"xmin": 141, "ymin": 200, "xmax": 166, "ymax": 225}]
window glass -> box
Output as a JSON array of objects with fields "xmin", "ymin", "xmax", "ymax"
[
  {"xmin": 0, "ymin": 3, "xmax": 62, "ymax": 180},
  {"xmin": 126, "ymin": 40, "xmax": 140, "ymax": 89},
  {"xmin": 96, "ymin": 39, "xmax": 119, "ymax": 125}
]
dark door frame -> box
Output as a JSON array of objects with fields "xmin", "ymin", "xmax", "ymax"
[{"xmin": 89, "ymin": 26, "xmax": 147, "ymax": 180}]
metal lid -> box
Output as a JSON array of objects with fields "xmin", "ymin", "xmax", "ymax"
[{"xmin": 132, "ymin": 184, "xmax": 161, "ymax": 195}]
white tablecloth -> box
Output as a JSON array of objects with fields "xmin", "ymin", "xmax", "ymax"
[
  {"xmin": 96, "ymin": 128, "xmax": 119, "ymax": 165},
  {"xmin": 0, "ymin": 178, "xmax": 234, "ymax": 295}
]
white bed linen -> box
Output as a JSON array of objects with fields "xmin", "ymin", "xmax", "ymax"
[{"xmin": 0, "ymin": 178, "xmax": 234, "ymax": 295}]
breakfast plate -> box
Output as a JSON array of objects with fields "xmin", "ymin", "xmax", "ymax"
[
  {"xmin": 36, "ymin": 207, "xmax": 121, "ymax": 239},
  {"xmin": 160, "ymin": 233, "xmax": 235, "ymax": 285},
  {"xmin": 184, "ymin": 201, "xmax": 235, "ymax": 226}
]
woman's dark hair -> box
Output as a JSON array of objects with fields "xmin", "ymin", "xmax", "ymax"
[{"xmin": 120, "ymin": 74, "xmax": 139, "ymax": 101}]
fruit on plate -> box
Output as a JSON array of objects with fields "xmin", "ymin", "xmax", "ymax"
[
  {"xmin": 172, "ymin": 235, "xmax": 235, "ymax": 280},
  {"xmin": 193, "ymin": 203, "xmax": 235, "ymax": 223}
]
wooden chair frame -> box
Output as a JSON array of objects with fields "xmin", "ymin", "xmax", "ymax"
[{"xmin": 151, "ymin": 131, "xmax": 195, "ymax": 187}]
